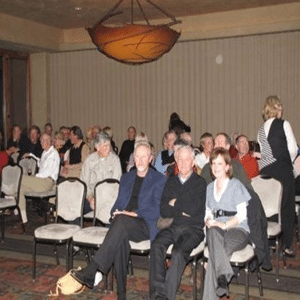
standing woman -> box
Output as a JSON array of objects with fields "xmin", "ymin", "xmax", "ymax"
[
  {"xmin": 257, "ymin": 95, "xmax": 297, "ymax": 256},
  {"xmin": 202, "ymin": 148, "xmax": 251, "ymax": 300}
]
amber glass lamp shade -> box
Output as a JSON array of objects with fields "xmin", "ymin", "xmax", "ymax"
[{"xmin": 87, "ymin": 23, "xmax": 181, "ymax": 65}]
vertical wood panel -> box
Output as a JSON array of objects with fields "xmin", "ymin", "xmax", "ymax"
[{"xmin": 49, "ymin": 31, "xmax": 300, "ymax": 151}]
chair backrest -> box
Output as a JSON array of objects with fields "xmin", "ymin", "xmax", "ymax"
[
  {"xmin": 19, "ymin": 157, "xmax": 38, "ymax": 175},
  {"xmin": 252, "ymin": 176, "xmax": 282, "ymax": 220},
  {"xmin": 56, "ymin": 178, "xmax": 87, "ymax": 225},
  {"xmin": 1, "ymin": 165, "xmax": 22, "ymax": 197},
  {"xmin": 94, "ymin": 178, "xmax": 120, "ymax": 225}
]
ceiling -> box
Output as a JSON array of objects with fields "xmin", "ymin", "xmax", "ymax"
[{"xmin": 0, "ymin": 0, "xmax": 299, "ymax": 29}]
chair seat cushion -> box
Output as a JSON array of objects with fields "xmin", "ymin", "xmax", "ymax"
[
  {"xmin": 72, "ymin": 227, "xmax": 109, "ymax": 245},
  {"xmin": 167, "ymin": 240, "xmax": 205, "ymax": 256},
  {"xmin": 129, "ymin": 240, "xmax": 151, "ymax": 251},
  {"xmin": 204, "ymin": 244, "xmax": 255, "ymax": 263},
  {"xmin": 267, "ymin": 221, "xmax": 281, "ymax": 237},
  {"xmin": 35, "ymin": 224, "xmax": 80, "ymax": 240},
  {"xmin": 25, "ymin": 189, "xmax": 56, "ymax": 198},
  {"xmin": 0, "ymin": 197, "xmax": 17, "ymax": 209},
  {"xmin": 83, "ymin": 211, "xmax": 94, "ymax": 219}
]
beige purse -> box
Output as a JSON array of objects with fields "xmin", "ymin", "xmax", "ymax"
[{"xmin": 49, "ymin": 267, "xmax": 85, "ymax": 296}]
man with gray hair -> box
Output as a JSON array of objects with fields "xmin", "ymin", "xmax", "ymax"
[
  {"xmin": 150, "ymin": 145, "xmax": 206, "ymax": 300},
  {"xmin": 80, "ymin": 131, "xmax": 122, "ymax": 212},
  {"xmin": 71, "ymin": 141, "xmax": 166, "ymax": 299}
]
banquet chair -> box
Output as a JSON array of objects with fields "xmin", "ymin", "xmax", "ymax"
[
  {"xmin": 19, "ymin": 157, "xmax": 38, "ymax": 175},
  {"xmin": 32, "ymin": 178, "xmax": 86, "ymax": 280},
  {"xmin": 0, "ymin": 165, "xmax": 24, "ymax": 241},
  {"xmin": 252, "ymin": 176, "xmax": 284, "ymax": 281},
  {"xmin": 166, "ymin": 240, "xmax": 205, "ymax": 300},
  {"xmin": 71, "ymin": 178, "xmax": 119, "ymax": 289},
  {"xmin": 71, "ymin": 178, "xmax": 120, "ymax": 261},
  {"xmin": 201, "ymin": 244, "xmax": 263, "ymax": 300}
]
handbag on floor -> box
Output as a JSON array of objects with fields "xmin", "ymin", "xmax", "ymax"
[{"xmin": 49, "ymin": 267, "xmax": 85, "ymax": 296}]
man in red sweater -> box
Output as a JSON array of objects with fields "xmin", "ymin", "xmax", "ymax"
[
  {"xmin": 0, "ymin": 145, "xmax": 17, "ymax": 177},
  {"xmin": 235, "ymin": 135, "xmax": 259, "ymax": 179}
]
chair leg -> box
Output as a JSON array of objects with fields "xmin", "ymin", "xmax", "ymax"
[
  {"xmin": 54, "ymin": 243, "xmax": 60, "ymax": 265},
  {"xmin": 128, "ymin": 255, "xmax": 134, "ymax": 276},
  {"xmin": 16, "ymin": 207, "xmax": 25, "ymax": 234},
  {"xmin": 192, "ymin": 257, "xmax": 197, "ymax": 300},
  {"xmin": 275, "ymin": 236, "xmax": 280, "ymax": 281},
  {"xmin": 66, "ymin": 240, "xmax": 71, "ymax": 272},
  {"xmin": 245, "ymin": 262, "xmax": 249, "ymax": 300},
  {"xmin": 199, "ymin": 259, "xmax": 205, "ymax": 300},
  {"xmin": 255, "ymin": 257, "xmax": 263, "ymax": 296},
  {"xmin": 1, "ymin": 212, "xmax": 4, "ymax": 242},
  {"xmin": 33, "ymin": 238, "xmax": 37, "ymax": 280}
]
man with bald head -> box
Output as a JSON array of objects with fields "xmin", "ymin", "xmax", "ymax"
[
  {"xmin": 71, "ymin": 141, "xmax": 166, "ymax": 300},
  {"xmin": 19, "ymin": 133, "xmax": 60, "ymax": 224},
  {"xmin": 150, "ymin": 145, "xmax": 206, "ymax": 300}
]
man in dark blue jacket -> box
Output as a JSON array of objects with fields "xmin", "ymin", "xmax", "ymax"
[{"xmin": 71, "ymin": 141, "xmax": 165, "ymax": 300}]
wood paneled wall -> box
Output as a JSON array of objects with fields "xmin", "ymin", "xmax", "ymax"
[{"xmin": 49, "ymin": 31, "xmax": 300, "ymax": 151}]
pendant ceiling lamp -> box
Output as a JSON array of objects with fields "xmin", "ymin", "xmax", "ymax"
[{"xmin": 87, "ymin": 0, "xmax": 181, "ymax": 65}]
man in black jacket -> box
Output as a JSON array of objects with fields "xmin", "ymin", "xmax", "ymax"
[{"xmin": 150, "ymin": 144, "xmax": 206, "ymax": 300}]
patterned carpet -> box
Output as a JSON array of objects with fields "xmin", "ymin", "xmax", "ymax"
[
  {"xmin": 1, "ymin": 205, "xmax": 300, "ymax": 299},
  {"xmin": 0, "ymin": 256, "xmax": 274, "ymax": 300}
]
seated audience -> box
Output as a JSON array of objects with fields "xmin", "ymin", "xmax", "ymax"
[
  {"xmin": 19, "ymin": 134, "xmax": 60, "ymax": 223},
  {"xmin": 168, "ymin": 112, "xmax": 191, "ymax": 136},
  {"xmin": 235, "ymin": 134, "xmax": 259, "ymax": 179},
  {"xmin": 126, "ymin": 132, "xmax": 149, "ymax": 172},
  {"xmin": 155, "ymin": 130, "xmax": 177, "ymax": 176},
  {"xmin": 22, "ymin": 125, "xmax": 43, "ymax": 159},
  {"xmin": 80, "ymin": 131, "xmax": 122, "ymax": 213},
  {"xmin": 201, "ymin": 132, "xmax": 271, "ymax": 271},
  {"xmin": 85, "ymin": 127, "xmax": 94, "ymax": 152},
  {"xmin": 202, "ymin": 148, "xmax": 251, "ymax": 299},
  {"xmin": 103, "ymin": 126, "xmax": 118, "ymax": 154},
  {"xmin": 60, "ymin": 126, "xmax": 89, "ymax": 178},
  {"xmin": 0, "ymin": 144, "xmax": 17, "ymax": 178},
  {"xmin": 150, "ymin": 144, "xmax": 206, "ymax": 300},
  {"xmin": 0, "ymin": 129, "xmax": 4, "ymax": 151},
  {"xmin": 59, "ymin": 126, "xmax": 72, "ymax": 154},
  {"xmin": 229, "ymin": 131, "xmax": 239, "ymax": 158},
  {"xmin": 70, "ymin": 142, "xmax": 165, "ymax": 300},
  {"xmin": 53, "ymin": 131, "xmax": 66, "ymax": 166},
  {"xmin": 44, "ymin": 122, "xmax": 53, "ymax": 137},
  {"xmin": 7, "ymin": 124, "xmax": 29, "ymax": 162},
  {"xmin": 195, "ymin": 132, "xmax": 214, "ymax": 171},
  {"xmin": 119, "ymin": 126, "xmax": 136, "ymax": 173}
]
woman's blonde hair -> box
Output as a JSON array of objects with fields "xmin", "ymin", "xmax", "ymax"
[{"xmin": 262, "ymin": 95, "xmax": 282, "ymax": 121}]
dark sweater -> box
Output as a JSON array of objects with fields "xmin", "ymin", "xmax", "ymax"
[{"xmin": 160, "ymin": 172, "xmax": 206, "ymax": 227}]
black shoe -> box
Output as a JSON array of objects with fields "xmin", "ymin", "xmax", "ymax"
[
  {"xmin": 216, "ymin": 275, "xmax": 229, "ymax": 297},
  {"xmin": 70, "ymin": 267, "xmax": 95, "ymax": 289},
  {"xmin": 284, "ymin": 248, "xmax": 296, "ymax": 258}
]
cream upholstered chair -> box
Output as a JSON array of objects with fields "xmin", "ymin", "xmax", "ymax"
[
  {"xmin": 23, "ymin": 156, "xmax": 56, "ymax": 223},
  {"xmin": 71, "ymin": 178, "xmax": 119, "ymax": 289},
  {"xmin": 32, "ymin": 178, "xmax": 87, "ymax": 280},
  {"xmin": 71, "ymin": 178, "xmax": 120, "ymax": 257},
  {"xmin": 19, "ymin": 157, "xmax": 38, "ymax": 175},
  {"xmin": 252, "ymin": 176, "xmax": 283, "ymax": 281},
  {"xmin": 166, "ymin": 240, "xmax": 205, "ymax": 300},
  {"xmin": 0, "ymin": 165, "xmax": 24, "ymax": 241},
  {"xmin": 201, "ymin": 244, "xmax": 263, "ymax": 300}
]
